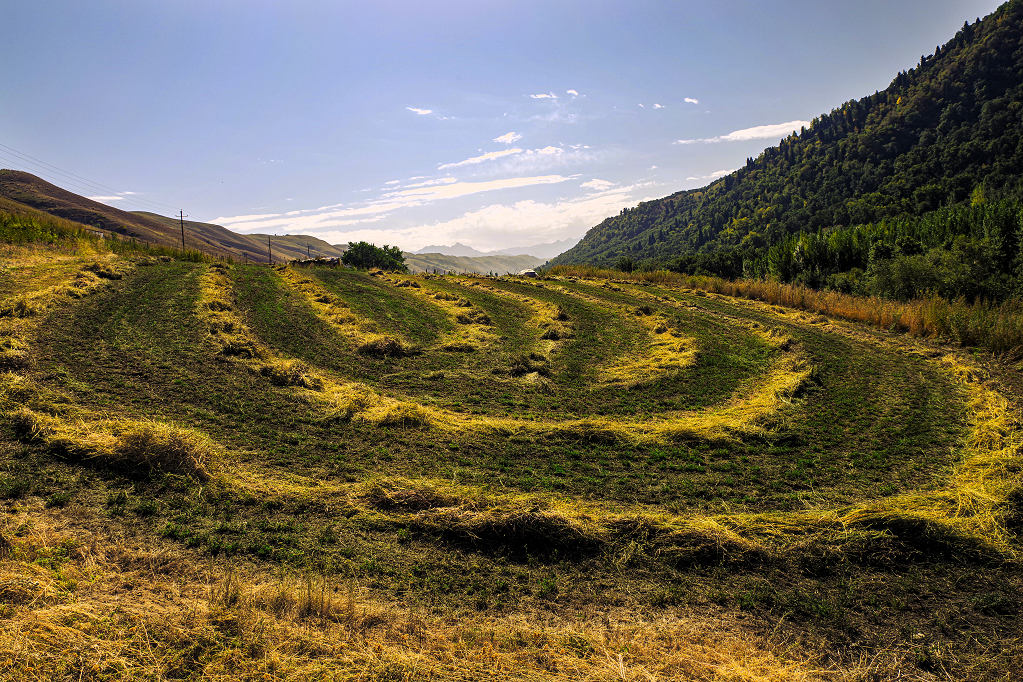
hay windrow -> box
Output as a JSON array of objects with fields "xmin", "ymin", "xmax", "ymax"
[
  {"xmin": 381, "ymin": 273, "xmax": 498, "ymax": 353},
  {"xmin": 9, "ymin": 407, "xmax": 218, "ymax": 480},
  {"xmin": 278, "ymin": 265, "xmax": 410, "ymax": 350}
]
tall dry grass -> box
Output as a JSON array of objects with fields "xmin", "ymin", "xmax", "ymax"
[{"xmin": 547, "ymin": 265, "xmax": 1023, "ymax": 355}]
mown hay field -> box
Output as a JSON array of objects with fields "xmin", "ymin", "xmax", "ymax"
[{"xmin": 1, "ymin": 243, "xmax": 1021, "ymax": 680}]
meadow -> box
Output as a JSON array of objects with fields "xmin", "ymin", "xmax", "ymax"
[{"xmin": 1, "ymin": 241, "xmax": 1021, "ymax": 680}]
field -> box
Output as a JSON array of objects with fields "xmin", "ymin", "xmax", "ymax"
[{"xmin": 1, "ymin": 243, "xmax": 1022, "ymax": 680}]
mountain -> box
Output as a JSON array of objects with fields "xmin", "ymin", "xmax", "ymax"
[
  {"xmin": 404, "ymin": 252, "xmax": 544, "ymax": 275},
  {"xmin": 0, "ymin": 170, "xmax": 276, "ymax": 260},
  {"xmin": 414, "ymin": 238, "xmax": 578, "ymax": 260},
  {"xmin": 135, "ymin": 214, "xmax": 347, "ymax": 262},
  {"xmin": 491, "ymin": 238, "xmax": 578, "ymax": 259},
  {"xmin": 414, "ymin": 242, "xmax": 488, "ymax": 257},
  {"xmin": 128, "ymin": 212, "xmax": 277, "ymax": 262},
  {"xmin": 0, "ymin": 171, "xmax": 351, "ymax": 263},
  {"xmin": 551, "ymin": 1, "xmax": 1023, "ymax": 271},
  {"xmin": 246, "ymin": 234, "xmax": 346, "ymax": 262}
]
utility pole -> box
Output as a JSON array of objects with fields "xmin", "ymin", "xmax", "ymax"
[
  {"xmin": 267, "ymin": 235, "xmax": 272, "ymax": 264},
  {"xmin": 307, "ymin": 243, "xmax": 311, "ymax": 260},
  {"xmin": 179, "ymin": 210, "xmax": 187, "ymax": 251}
]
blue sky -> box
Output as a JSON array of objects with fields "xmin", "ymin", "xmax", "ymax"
[{"xmin": 0, "ymin": 0, "xmax": 1004, "ymax": 251}]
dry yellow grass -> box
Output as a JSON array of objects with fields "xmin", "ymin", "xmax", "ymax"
[
  {"xmin": 0, "ymin": 504, "xmax": 845, "ymax": 681},
  {"xmin": 1, "ymin": 249, "xmax": 130, "ymax": 378},
  {"xmin": 548, "ymin": 265, "xmax": 1023, "ymax": 355},
  {"xmin": 193, "ymin": 264, "xmax": 1021, "ymax": 562},
  {"xmin": 381, "ymin": 273, "xmax": 499, "ymax": 353},
  {"xmin": 542, "ymin": 280, "xmax": 699, "ymax": 387},
  {"xmin": 198, "ymin": 265, "xmax": 814, "ymax": 444},
  {"xmin": 461, "ymin": 276, "xmax": 575, "ymax": 358},
  {"xmin": 278, "ymin": 265, "xmax": 420, "ymax": 356},
  {"xmin": 10, "ymin": 407, "xmax": 219, "ymax": 480}
]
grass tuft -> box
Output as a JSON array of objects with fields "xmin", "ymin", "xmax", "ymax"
[
  {"xmin": 10, "ymin": 407, "xmax": 218, "ymax": 481},
  {"xmin": 259, "ymin": 359, "xmax": 324, "ymax": 389},
  {"xmin": 356, "ymin": 336, "xmax": 422, "ymax": 357}
]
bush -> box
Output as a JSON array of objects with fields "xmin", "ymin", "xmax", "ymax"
[{"xmin": 342, "ymin": 241, "xmax": 407, "ymax": 272}]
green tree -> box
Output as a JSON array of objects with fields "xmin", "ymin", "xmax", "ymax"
[{"xmin": 341, "ymin": 242, "xmax": 407, "ymax": 271}]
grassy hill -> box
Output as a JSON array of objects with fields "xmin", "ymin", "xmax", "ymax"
[
  {"xmin": 0, "ymin": 170, "xmax": 352, "ymax": 262},
  {"xmin": 2, "ymin": 214, "xmax": 1022, "ymax": 677},
  {"xmin": 404, "ymin": 251, "xmax": 544, "ymax": 274},
  {"xmin": 552, "ymin": 0, "xmax": 1023, "ymax": 280}
]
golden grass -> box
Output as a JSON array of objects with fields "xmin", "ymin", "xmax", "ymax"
[
  {"xmin": 10, "ymin": 407, "xmax": 218, "ymax": 480},
  {"xmin": 0, "ymin": 250, "xmax": 131, "ymax": 387},
  {"xmin": 197, "ymin": 263, "xmax": 1020, "ymax": 560},
  {"xmin": 543, "ymin": 280, "xmax": 699, "ymax": 387},
  {"xmin": 199, "ymin": 265, "xmax": 811, "ymax": 444},
  {"xmin": 0, "ymin": 504, "xmax": 843, "ymax": 681},
  {"xmin": 383, "ymin": 273, "xmax": 498, "ymax": 353},
  {"xmin": 459, "ymin": 276, "xmax": 574, "ymax": 358},
  {"xmin": 278, "ymin": 265, "xmax": 418, "ymax": 354}
]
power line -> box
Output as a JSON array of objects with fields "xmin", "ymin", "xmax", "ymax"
[
  {"xmin": 0, "ymin": 142, "xmax": 175, "ymax": 207},
  {"xmin": 0, "ymin": 142, "xmax": 183, "ymax": 214}
]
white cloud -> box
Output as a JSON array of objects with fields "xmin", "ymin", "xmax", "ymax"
[
  {"xmin": 566, "ymin": 89, "xmax": 579, "ymax": 97},
  {"xmin": 683, "ymin": 97, "xmax": 699, "ymax": 104},
  {"xmin": 493, "ymin": 131, "xmax": 522, "ymax": 145},
  {"xmin": 436, "ymin": 145, "xmax": 577, "ymax": 172},
  {"xmin": 390, "ymin": 174, "xmax": 572, "ymax": 202},
  {"xmin": 406, "ymin": 106, "xmax": 433, "ymax": 115},
  {"xmin": 316, "ymin": 184, "xmax": 656, "ymax": 252},
  {"xmin": 653, "ymin": 103, "xmax": 664, "ymax": 109},
  {"xmin": 213, "ymin": 175, "xmax": 576, "ymax": 235},
  {"xmin": 87, "ymin": 189, "xmax": 139, "ymax": 203},
  {"xmin": 530, "ymin": 92, "xmax": 558, "ymax": 99},
  {"xmin": 686, "ymin": 169, "xmax": 736, "ymax": 182},
  {"xmin": 403, "ymin": 176, "xmax": 457, "ymax": 188},
  {"xmin": 438, "ymin": 148, "xmax": 524, "ymax": 170},
  {"xmin": 675, "ymin": 120, "xmax": 809, "ymax": 145},
  {"xmin": 580, "ymin": 179, "xmax": 615, "ymax": 191},
  {"xmin": 637, "ymin": 103, "xmax": 645, "ymax": 109},
  {"xmin": 383, "ymin": 179, "xmax": 401, "ymax": 186}
]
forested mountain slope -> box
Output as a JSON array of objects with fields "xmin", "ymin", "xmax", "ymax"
[{"xmin": 552, "ymin": 0, "xmax": 1023, "ymax": 276}]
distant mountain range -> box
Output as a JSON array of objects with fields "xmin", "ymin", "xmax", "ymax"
[
  {"xmin": 404, "ymin": 252, "xmax": 544, "ymax": 275},
  {"xmin": 415, "ymin": 238, "xmax": 577, "ymax": 260}
]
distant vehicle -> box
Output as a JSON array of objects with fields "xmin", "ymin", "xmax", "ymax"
[{"xmin": 518, "ymin": 269, "xmax": 538, "ymax": 278}]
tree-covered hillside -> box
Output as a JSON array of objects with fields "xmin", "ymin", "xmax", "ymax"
[{"xmin": 552, "ymin": 0, "xmax": 1023, "ymax": 286}]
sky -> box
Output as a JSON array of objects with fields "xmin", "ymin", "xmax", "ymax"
[{"xmin": 0, "ymin": 0, "xmax": 1005, "ymax": 253}]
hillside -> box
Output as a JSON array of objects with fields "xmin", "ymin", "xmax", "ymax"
[
  {"xmin": 404, "ymin": 251, "xmax": 544, "ymax": 274},
  {"xmin": 134, "ymin": 212, "xmax": 347, "ymax": 262},
  {"xmin": 552, "ymin": 1, "xmax": 1023, "ymax": 271},
  {"xmin": 248, "ymin": 233, "xmax": 347, "ymax": 261},
  {"xmin": 414, "ymin": 242, "xmax": 488, "ymax": 257},
  {"xmin": 0, "ymin": 170, "xmax": 185, "ymax": 245},
  {"xmin": 0, "ymin": 171, "xmax": 344, "ymax": 262}
]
